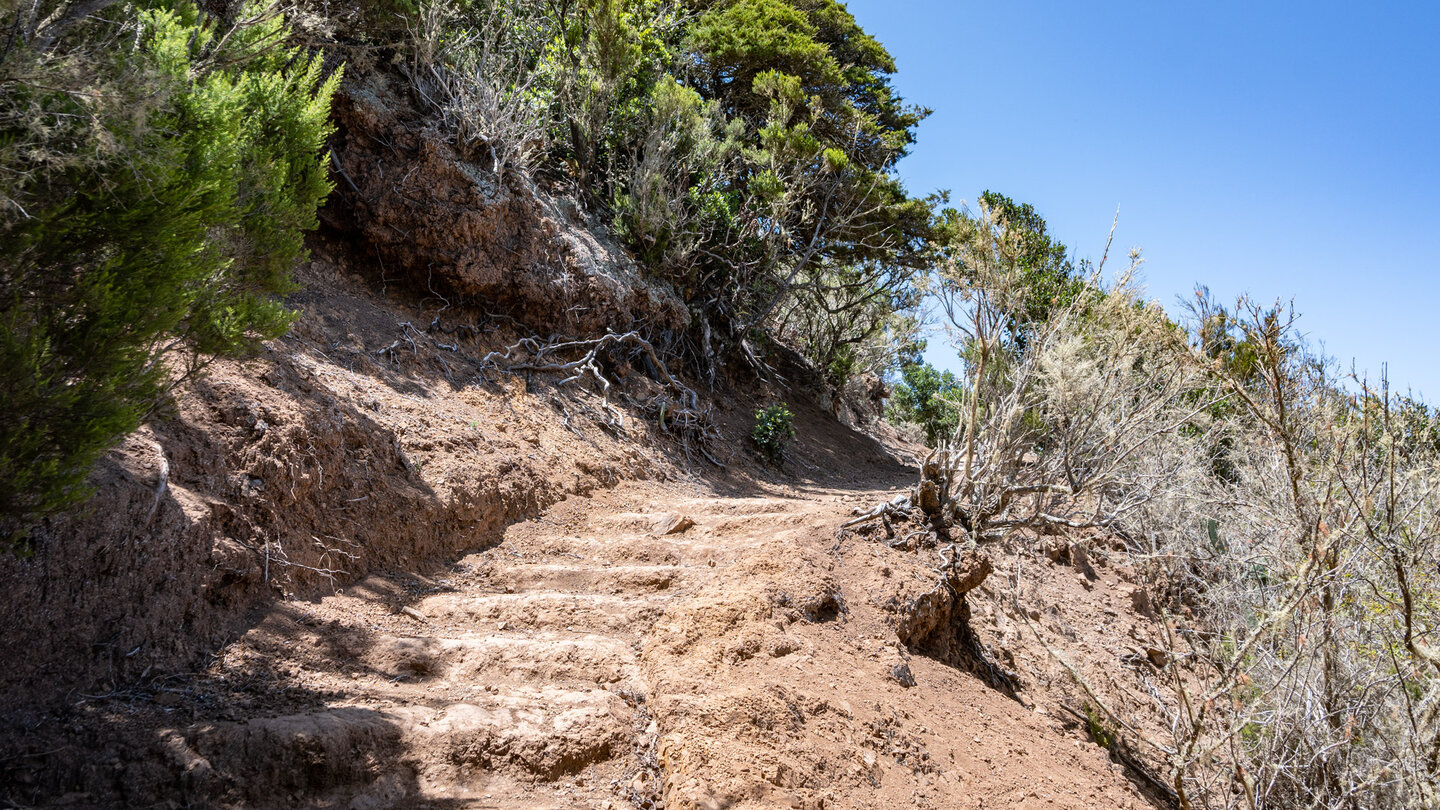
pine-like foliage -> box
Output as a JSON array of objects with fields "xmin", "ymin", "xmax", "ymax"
[{"xmin": 0, "ymin": 1, "xmax": 339, "ymax": 528}]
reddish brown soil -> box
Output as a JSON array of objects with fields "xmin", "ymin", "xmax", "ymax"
[
  {"xmin": 0, "ymin": 247, "xmax": 675, "ymax": 724},
  {"xmin": 6, "ymin": 471, "xmax": 1171, "ymax": 809}
]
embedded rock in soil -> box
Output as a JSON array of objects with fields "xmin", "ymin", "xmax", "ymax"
[
  {"xmin": 948, "ymin": 548, "xmax": 993, "ymax": 595},
  {"xmin": 1130, "ymin": 586, "xmax": 1157, "ymax": 619},
  {"xmin": 654, "ymin": 513, "xmax": 696, "ymax": 535},
  {"xmin": 1043, "ymin": 535, "xmax": 1070, "ymax": 563}
]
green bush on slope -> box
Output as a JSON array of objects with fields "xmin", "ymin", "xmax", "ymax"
[
  {"xmin": 752, "ymin": 403, "xmax": 795, "ymax": 462},
  {"xmin": 0, "ymin": 1, "xmax": 339, "ymax": 529}
]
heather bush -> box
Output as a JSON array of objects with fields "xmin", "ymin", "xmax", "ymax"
[{"xmin": 0, "ymin": 1, "xmax": 338, "ymax": 528}]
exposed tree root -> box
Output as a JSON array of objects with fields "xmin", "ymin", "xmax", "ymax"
[{"xmin": 481, "ymin": 331, "xmax": 724, "ymax": 466}]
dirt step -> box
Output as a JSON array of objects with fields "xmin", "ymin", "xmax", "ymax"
[
  {"xmin": 167, "ymin": 707, "xmax": 401, "ymax": 806},
  {"xmin": 392, "ymin": 686, "xmax": 634, "ymax": 781},
  {"xmin": 177, "ymin": 688, "xmax": 634, "ymax": 805},
  {"xmin": 587, "ymin": 505, "xmax": 804, "ymax": 534},
  {"xmin": 361, "ymin": 631, "xmax": 638, "ymax": 685},
  {"xmin": 419, "ymin": 591, "xmax": 672, "ymax": 633},
  {"xmin": 542, "ymin": 532, "xmax": 784, "ymax": 564},
  {"xmin": 494, "ymin": 563, "xmax": 686, "ymax": 594},
  {"xmin": 705, "ymin": 512, "xmax": 812, "ymax": 532},
  {"xmin": 345, "ymin": 770, "xmax": 624, "ymax": 810}
]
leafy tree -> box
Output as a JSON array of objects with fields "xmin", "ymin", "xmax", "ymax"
[
  {"xmin": 398, "ymin": 0, "xmax": 937, "ymax": 382},
  {"xmin": 676, "ymin": 0, "xmax": 935, "ymax": 362},
  {"xmin": 612, "ymin": 75, "xmax": 742, "ymax": 268},
  {"xmin": 542, "ymin": 0, "xmax": 680, "ymax": 197},
  {"xmin": 954, "ymin": 191, "xmax": 1085, "ymax": 343},
  {"xmin": 886, "ymin": 361, "xmax": 961, "ymax": 446},
  {"xmin": 0, "ymin": 1, "xmax": 339, "ymax": 528},
  {"xmin": 685, "ymin": 0, "xmax": 920, "ymax": 168},
  {"xmin": 775, "ymin": 264, "xmax": 922, "ymax": 409}
]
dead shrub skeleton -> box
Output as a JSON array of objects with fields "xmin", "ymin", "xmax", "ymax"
[
  {"xmin": 480, "ymin": 330, "xmax": 724, "ymax": 466},
  {"xmin": 842, "ymin": 200, "xmax": 1440, "ymax": 810}
]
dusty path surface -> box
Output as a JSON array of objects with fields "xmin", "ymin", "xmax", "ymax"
[{"xmin": 140, "ymin": 470, "xmax": 1157, "ymax": 810}]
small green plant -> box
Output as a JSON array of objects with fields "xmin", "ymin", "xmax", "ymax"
[
  {"xmin": 752, "ymin": 403, "xmax": 795, "ymax": 463},
  {"xmin": 1083, "ymin": 703, "xmax": 1117, "ymax": 749}
]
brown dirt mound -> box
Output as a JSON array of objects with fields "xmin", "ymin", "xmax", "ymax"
[
  {"xmin": 0, "ymin": 242, "xmax": 677, "ymax": 730},
  {"xmin": 0, "ymin": 218, "xmax": 947, "ymax": 807},
  {"xmin": 5, "ymin": 464, "xmax": 1168, "ymax": 809},
  {"xmin": 0, "ymin": 252, "xmax": 1175, "ymax": 805}
]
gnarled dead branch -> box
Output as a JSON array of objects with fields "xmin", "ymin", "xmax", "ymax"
[{"xmin": 480, "ymin": 330, "xmax": 723, "ymax": 465}]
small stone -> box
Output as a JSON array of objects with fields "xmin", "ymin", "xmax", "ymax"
[
  {"xmin": 1130, "ymin": 587, "xmax": 1156, "ymax": 619},
  {"xmin": 654, "ymin": 513, "xmax": 695, "ymax": 535},
  {"xmin": 1042, "ymin": 536, "xmax": 1069, "ymax": 563},
  {"xmin": 400, "ymin": 606, "xmax": 428, "ymax": 622}
]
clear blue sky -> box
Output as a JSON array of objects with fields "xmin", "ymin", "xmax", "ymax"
[{"xmin": 845, "ymin": 0, "xmax": 1440, "ymax": 401}]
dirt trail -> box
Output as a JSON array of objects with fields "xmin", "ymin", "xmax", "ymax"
[{"xmin": 146, "ymin": 471, "xmax": 1156, "ymax": 809}]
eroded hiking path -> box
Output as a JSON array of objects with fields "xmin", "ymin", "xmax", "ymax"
[{"xmin": 173, "ymin": 476, "xmax": 1155, "ymax": 809}]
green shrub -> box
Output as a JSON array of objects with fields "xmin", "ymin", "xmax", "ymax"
[
  {"xmin": 976, "ymin": 190, "xmax": 1086, "ymax": 338},
  {"xmin": 0, "ymin": 1, "xmax": 339, "ymax": 531},
  {"xmin": 752, "ymin": 403, "xmax": 795, "ymax": 463}
]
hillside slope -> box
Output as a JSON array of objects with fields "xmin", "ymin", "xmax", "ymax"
[{"xmin": 0, "ymin": 245, "xmax": 1177, "ymax": 807}]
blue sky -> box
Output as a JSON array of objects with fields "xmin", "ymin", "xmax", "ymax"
[{"xmin": 844, "ymin": 0, "xmax": 1440, "ymax": 400}]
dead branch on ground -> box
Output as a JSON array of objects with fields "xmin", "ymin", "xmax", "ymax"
[{"xmin": 480, "ymin": 330, "xmax": 723, "ymax": 465}]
